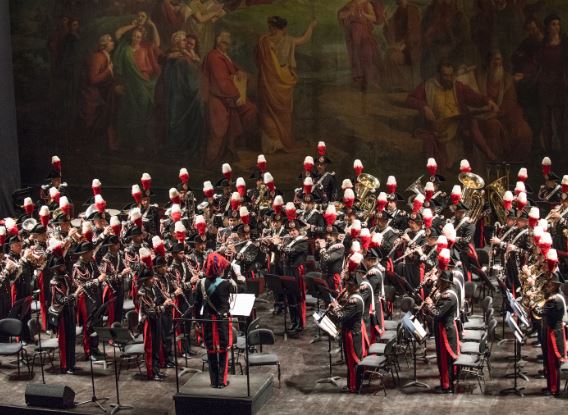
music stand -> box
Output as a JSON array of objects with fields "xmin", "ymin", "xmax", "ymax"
[
  {"xmin": 108, "ymin": 327, "xmax": 135, "ymax": 415},
  {"xmin": 231, "ymin": 294, "xmax": 255, "ymax": 397},
  {"xmin": 313, "ymin": 311, "xmax": 341, "ymax": 388},
  {"xmin": 500, "ymin": 312, "xmax": 526, "ymax": 397},
  {"xmin": 305, "ymin": 274, "xmax": 334, "ymax": 344},
  {"xmin": 76, "ymin": 328, "xmax": 110, "ymax": 413},
  {"xmin": 504, "ymin": 296, "xmax": 530, "ymax": 382},
  {"xmin": 265, "ymin": 274, "xmax": 289, "ymax": 341},
  {"xmin": 174, "ymin": 306, "xmax": 200, "ymax": 379},
  {"xmin": 401, "ymin": 312, "xmax": 429, "ymax": 389}
]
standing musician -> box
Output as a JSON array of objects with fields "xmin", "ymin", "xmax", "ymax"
[
  {"xmin": 300, "ymin": 194, "xmax": 325, "ymax": 239},
  {"xmin": 154, "ymin": 255, "xmax": 181, "ymax": 368},
  {"xmin": 548, "ymin": 191, "xmax": 568, "ymax": 276},
  {"xmin": 170, "ymin": 242, "xmax": 198, "ymax": 356},
  {"xmin": 396, "ymin": 212, "xmax": 426, "ymax": 295},
  {"xmin": 328, "ymin": 269, "xmax": 365, "ymax": 393},
  {"xmin": 312, "ymin": 153, "xmax": 338, "ymax": 203},
  {"xmin": 48, "ymin": 255, "xmax": 78, "ymax": 374},
  {"xmin": 492, "ymin": 209, "xmax": 531, "ymax": 297},
  {"xmin": 361, "ymin": 249, "xmax": 385, "ymax": 342},
  {"xmin": 0, "ymin": 250, "xmax": 11, "ymax": 325},
  {"xmin": 424, "ymin": 269, "xmax": 460, "ymax": 393},
  {"xmin": 275, "ymin": 219, "xmax": 309, "ymax": 332},
  {"xmin": 138, "ymin": 268, "xmax": 172, "ymax": 381},
  {"xmin": 195, "ymin": 252, "xmax": 237, "ymax": 389},
  {"xmin": 263, "ymin": 212, "xmax": 287, "ymax": 274},
  {"xmin": 386, "ymin": 192, "xmax": 408, "ymax": 232},
  {"xmin": 452, "ymin": 202, "xmax": 477, "ymax": 282},
  {"xmin": 230, "ymin": 224, "xmax": 260, "ymax": 281},
  {"xmin": 73, "ymin": 241, "xmax": 105, "ymax": 360},
  {"xmin": 99, "ymin": 235, "xmax": 129, "ymax": 326},
  {"xmin": 541, "ymin": 271, "xmax": 567, "ymax": 396},
  {"xmin": 315, "ymin": 224, "xmax": 345, "ymax": 294},
  {"xmin": 123, "ymin": 226, "xmax": 145, "ymax": 304}
]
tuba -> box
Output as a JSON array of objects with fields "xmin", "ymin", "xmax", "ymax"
[
  {"xmin": 355, "ymin": 173, "xmax": 380, "ymax": 222},
  {"xmin": 405, "ymin": 175, "xmax": 424, "ymax": 196},
  {"xmin": 486, "ymin": 176, "xmax": 508, "ymax": 225},
  {"xmin": 459, "ymin": 172, "xmax": 486, "ymax": 222}
]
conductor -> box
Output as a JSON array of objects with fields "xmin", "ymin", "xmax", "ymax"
[{"xmin": 195, "ymin": 252, "xmax": 238, "ymax": 388}]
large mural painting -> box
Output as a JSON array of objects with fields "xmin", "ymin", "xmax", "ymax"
[{"xmin": 9, "ymin": 0, "xmax": 568, "ymax": 194}]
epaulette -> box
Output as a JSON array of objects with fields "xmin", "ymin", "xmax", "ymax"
[
  {"xmin": 348, "ymin": 296, "xmax": 358, "ymax": 304},
  {"xmin": 329, "ymin": 243, "xmax": 344, "ymax": 251}
]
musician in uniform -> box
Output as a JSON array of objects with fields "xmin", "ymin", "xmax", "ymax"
[
  {"xmin": 396, "ymin": 212, "xmax": 426, "ymax": 295},
  {"xmin": 195, "ymin": 252, "xmax": 237, "ymax": 388},
  {"xmin": 154, "ymin": 255, "xmax": 181, "ymax": 368},
  {"xmin": 229, "ymin": 224, "xmax": 260, "ymax": 284},
  {"xmin": 386, "ymin": 192, "xmax": 408, "ymax": 232},
  {"xmin": 48, "ymin": 255, "xmax": 77, "ymax": 374},
  {"xmin": 424, "ymin": 269, "xmax": 460, "ymax": 393},
  {"xmin": 277, "ymin": 219, "xmax": 309, "ymax": 332},
  {"xmin": 362, "ymin": 249, "xmax": 385, "ymax": 342},
  {"xmin": 316, "ymin": 225, "xmax": 345, "ymax": 294},
  {"xmin": 138, "ymin": 268, "xmax": 172, "ymax": 381},
  {"xmin": 10, "ymin": 234, "xmax": 37, "ymax": 343},
  {"xmin": 538, "ymin": 172, "xmax": 561, "ymax": 213},
  {"xmin": 73, "ymin": 241, "xmax": 105, "ymax": 359},
  {"xmin": 170, "ymin": 242, "xmax": 198, "ymax": 356},
  {"xmin": 300, "ymin": 194, "xmax": 325, "ymax": 239},
  {"xmin": 541, "ymin": 272, "xmax": 567, "ymax": 396},
  {"xmin": 99, "ymin": 235, "xmax": 129, "ymax": 325},
  {"xmin": 492, "ymin": 209, "xmax": 531, "ymax": 297},
  {"xmin": 124, "ymin": 226, "xmax": 145, "ymax": 302},
  {"xmin": 140, "ymin": 189, "xmax": 161, "ymax": 236},
  {"xmin": 452, "ymin": 201, "xmax": 477, "ymax": 282},
  {"xmin": 0, "ymin": 249, "xmax": 11, "ymax": 325},
  {"xmin": 329, "ymin": 271, "xmax": 364, "ymax": 393},
  {"xmin": 549, "ymin": 191, "xmax": 568, "ymax": 276},
  {"xmin": 312, "ymin": 155, "xmax": 338, "ymax": 203}
]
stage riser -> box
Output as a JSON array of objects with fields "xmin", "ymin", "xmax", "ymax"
[{"xmin": 173, "ymin": 373, "xmax": 273, "ymax": 415}]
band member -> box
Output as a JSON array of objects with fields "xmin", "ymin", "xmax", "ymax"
[
  {"xmin": 316, "ymin": 225, "xmax": 345, "ymax": 293},
  {"xmin": 329, "ymin": 271, "xmax": 364, "ymax": 393},
  {"xmin": 300, "ymin": 194, "xmax": 325, "ymax": 239},
  {"xmin": 386, "ymin": 192, "xmax": 408, "ymax": 232},
  {"xmin": 99, "ymin": 235, "xmax": 129, "ymax": 325},
  {"xmin": 424, "ymin": 270, "xmax": 460, "ymax": 393},
  {"xmin": 452, "ymin": 202, "xmax": 476, "ymax": 282},
  {"xmin": 48, "ymin": 256, "xmax": 77, "ymax": 374},
  {"xmin": 138, "ymin": 268, "xmax": 172, "ymax": 380},
  {"xmin": 124, "ymin": 226, "xmax": 145, "ymax": 305},
  {"xmin": 492, "ymin": 209, "xmax": 531, "ymax": 297},
  {"xmin": 396, "ymin": 212, "xmax": 426, "ymax": 293},
  {"xmin": 362, "ymin": 249, "xmax": 385, "ymax": 342},
  {"xmin": 230, "ymin": 224, "xmax": 260, "ymax": 281},
  {"xmin": 276, "ymin": 219, "xmax": 309, "ymax": 332},
  {"xmin": 169, "ymin": 242, "xmax": 197, "ymax": 356},
  {"xmin": 154, "ymin": 255, "xmax": 181, "ymax": 368},
  {"xmin": 73, "ymin": 241, "xmax": 105, "ymax": 359},
  {"xmin": 541, "ymin": 272, "xmax": 567, "ymax": 396},
  {"xmin": 312, "ymin": 152, "xmax": 338, "ymax": 203},
  {"xmin": 195, "ymin": 252, "xmax": 237, "ymax": 388}
]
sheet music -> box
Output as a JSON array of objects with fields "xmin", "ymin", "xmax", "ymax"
[
  {"xmin": 505, "ymin": 311, "xmax": 524, "ymax": 343},
  {"xmin": 229, "ymin": 293, "xmax": 256, "ymax": 317}
]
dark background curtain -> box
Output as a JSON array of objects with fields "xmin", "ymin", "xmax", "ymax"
[{"xmin": 0, "ymin": 0, "xmax": 20, "ymax": 217}]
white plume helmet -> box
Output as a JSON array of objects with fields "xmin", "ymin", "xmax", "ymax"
[
  {"xmin": 139, "ymin": 247, "xmax": 151, "ymax": 258},
  {"xmin": 236, "ymin": 177, "xmax": 246, "ymax": 188},
  {"xmin": 110, "ymin": 216, "xmax": 120, "ymax": 227},
  {"xmin": 49, "ymin": 187, "xmax": 59, "ymax": 198},
  {"xmin": 325, "ymin": 204, "xmax": 337, "ymax": 216},
  {"xmin": 59, "ymin": 196, "xmax": 69, "ymax": 208},
  {"xmin": 273, "ymin": 195, "xmax": 284, "ymax": 206},
  {"xmin": 92, "ymin": 178, "xmax": 101, "ymax": 188},
  {"xmin": 169, "ymin": 188, "xmax": 179, "ymax": 199},
  {"xmin": 351, "ymin": 240, "xmax": 361, "ymax": 253},
  {"xmin": 425, "ymin": 181, "xmax": 434, "ymax": 192},
  {"xmin": 174, "ymin": 221, "xmax": 186, "ymax": 233},
  {"xmin": 451, "ymin": 184, "xmax": 461, "ymax": 195},
  {"xmin": 130, "ymin": 207, "xmax": 142, "ymax": 221},
  {"xmin": 263, "ymin": 172, "xmax": 274, "ymax": 184},
  {"xmin": 341, "ymin": 179, "xmax": 353, "ymax": 190},
  {"xmin": 39, "ymin": 205, "xmax": 49, "ymax": 217},
  {"xmin": 23, "ymin": 197, "xmax": 33, "ymax": 207},
  {"xmin": 152, "ymin": 235, "xmax": 163, "ymax": 248},
  {"xmin": 387, "ymin": 176, "xmax": 396, "ymax": 186}
]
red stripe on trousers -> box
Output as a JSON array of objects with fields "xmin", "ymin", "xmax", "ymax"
[
  {"xmin": 76, "ymin": 295, "xmax": 90, "ymax": 356},
  {"xmin": 38, "ymin": 271, "xmax": 47, "ymax": 331},
  {"xmin": 343, "ymin": 330, "xmax": 361, "ymax": 392},
  {"xmin": 298, "ymin": 265, "xmax": 306, "ymax": 328},
  {"xmin": 438, "ymin": 325, "xmax": 451, "ymax": 389},
  {"xmin": 223, "ymin": 319, "xmax": 233, "ymax": 385},
  {"xmin": 57, "ymin": 313, "xmax": 67, "ymax": 371}
]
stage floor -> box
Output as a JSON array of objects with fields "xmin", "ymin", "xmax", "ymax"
[{"xmin": 0, "ymin": 297, "xmax": 566, "ymax": 415}]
